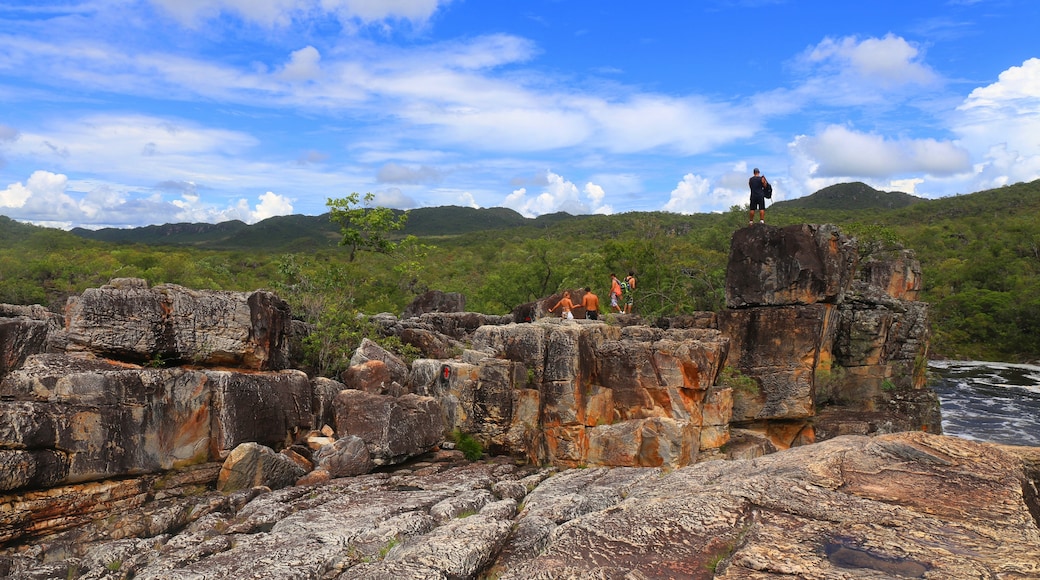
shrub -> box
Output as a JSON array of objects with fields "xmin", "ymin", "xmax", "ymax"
[
  {"xmin": 719, "ymin": 366, "xmax": 759, "ymax": 395},
  {"xmin": 452, "ymin": 429, "xmax": 484, "ymax": 461}
]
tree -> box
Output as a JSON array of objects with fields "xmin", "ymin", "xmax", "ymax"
[{"xmin": 327, "ymin": 193, "xmax": 409, "ymax": 262}]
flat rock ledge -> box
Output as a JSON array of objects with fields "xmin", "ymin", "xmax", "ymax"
[{"xmin": 2, "ymin": 431, "xmax": 1039, "ymax": 579}]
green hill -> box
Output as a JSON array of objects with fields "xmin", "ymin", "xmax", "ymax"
[
  {"xmin": 69, "ymin": 206, "xmax": 540, "ymax": 250},
  {"xmin": 772, "ymin": 182, "xmax": 926, "ymax": 211},
  {"xmin": 5, "ymin": 179, "xmax": 1040, "ymax": 362}
]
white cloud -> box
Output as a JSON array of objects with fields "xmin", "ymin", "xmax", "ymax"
[
  {"xmin": 500, "ymin": 170, "xmax": 612, "ymax": 217},
  {"xmin": 456, "ymin": 191, "xmax": 479, "ymax": 208},
  {"xmin": 952, "ymin": 58, "xmax": 1040, "ymax": 189},
  {"xmin": 280, "ymin": 46, "xmax": 322, "ymax": 81},
  {"xmin": 663, "ymin": 173, "xmax": 711, "ymax": 215},
  {"xmin": 377, "ymin": 163, "xmax": 443, "ymax": 184},
  {"xmin": 252, "ymin": 191, "xmax": 295, "ymax": 220},
  {"xmin": 372, "ymin": 187, "xmax": 416, "ymax": 208},
  {"xmin": 804, "ymin": 34, "xmax": 938, "ymax": 88},
  {"xmin": 150, "ymin": 0, "xmax": 448, "ymax": 27},
  {"xmin": 0, "ymin": 169, "xmax": 296, "ymax": 229},
  {"xmin": 959, "ymin": 58, "xmax": 1040, "ymax": 109},
  {"xmin": 790, "ymin": 34, "xmax": 941, "ymax": 109},
  {"xmin": 791, "ymin": 125, "xmax": 971, "ymax": 178}
]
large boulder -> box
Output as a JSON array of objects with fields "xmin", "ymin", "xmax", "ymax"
[
  {"xmin": 725, "ymin": 223, "xmax": 858, "ymax": 308},
  {"xmin": 0, "ymin": 353, "xmax": 313, "ymax": 489},
  {"xmin": 0, "ymin": 304, "xmax": 60, "ymax": 379},
  {"xmin": 216, "ymin": 442, "xmax": 307, "ymax": 493},
  {"xmin": 402, "ymin": 290, "xmax": 466, "ymax": 318},
  {"xmin": 333, "ymin": 391, "xmax": 444, "ymax": 466},
  {"xmin": 467, "ymin": 321, "xmax": 729, "ymax": 467},
  {"xmin": 63, "ymin": 278, "xmax": 292, "ymax": 370}
]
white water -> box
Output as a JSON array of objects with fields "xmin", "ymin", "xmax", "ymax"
[{"xmin": 929, "ymin": 360, "xmax": 1040, "ymax": 447}]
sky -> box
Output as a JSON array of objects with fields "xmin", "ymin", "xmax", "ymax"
[{"xmin": 0, "ymin": 0, "xmax": 1038, "ymax": 230}]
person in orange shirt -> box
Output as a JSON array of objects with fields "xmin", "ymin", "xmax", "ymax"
[
  {"xmin": 550, "ymin": 291, "xmax": 577, "ymax": 320},
  {"xmin": 580, "ymin": 287, "xmax": 600, "ymax": 320},
  {"xmin": 609, "ymin": 274, "xmax": 623, "ymax": 313}
]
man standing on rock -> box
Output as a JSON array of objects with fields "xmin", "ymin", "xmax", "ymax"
[
  {"xmin": 748, "ymin": 168, "xmax": 769, "ymax": 226},
  {"xmin": 581, "ymin": 287, "xmax": 600, "ymax": 320}
]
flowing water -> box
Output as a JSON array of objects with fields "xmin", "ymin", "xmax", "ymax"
[{"xmin": 928, "ymin": 360, "xmax": 1040, "ymax": 447}]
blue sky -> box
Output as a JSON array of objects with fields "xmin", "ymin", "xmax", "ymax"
[{"xmin": 0, "ymin": 0, "xmax": 1038, "ymax": 229}]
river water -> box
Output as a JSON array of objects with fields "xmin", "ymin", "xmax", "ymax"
[{"xmin": 928, "ymin": 360, "xmax": 1040, "ymax": 447}]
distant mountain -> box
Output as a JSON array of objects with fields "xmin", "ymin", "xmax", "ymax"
[
  {"xmin": 68, "ymin": 206, "xmax": 555, "ymax": 251},
  {"xmin": 772, "ymin": 182, "xmax": 926, "ymax": 210},
  {"xmin": 53, "ymin": 182, "xmax": 933, "ymax": 251}
]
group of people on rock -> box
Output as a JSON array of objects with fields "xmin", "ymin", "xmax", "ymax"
[
  {"xmin": 549, "ymin": 168, "xmax": 771, "ymax": 320},
  {"xmin": 549, "ymin": 271, "xmax": 636, "ymax": 320}
]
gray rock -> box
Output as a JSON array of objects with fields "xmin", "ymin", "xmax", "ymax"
[{"xmin": 216, "ymin": 442, "xmax": 307, "ymax": 493}]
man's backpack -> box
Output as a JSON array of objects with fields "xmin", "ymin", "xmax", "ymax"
[
  {"xmin": 620, "ymin": 279, "xmax": 629, "ymax": 292},
  {"xmin": 763, "ymin": 179, "xmax": 773, "ymax": 199}
]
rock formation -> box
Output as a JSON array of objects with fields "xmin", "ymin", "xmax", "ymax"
[{"xmin": 0, "ymin": 223, "xmax": 1020, "ymax": 579}]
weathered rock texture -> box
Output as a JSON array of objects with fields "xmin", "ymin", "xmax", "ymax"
[
  {"xmin": 0, "ymin": 224, "xmax": 966, "ymax": 577},
  {"xmin": 416, "ymin": 320, "xmax": 731, "ymax": 468},
  {"xmin": 720, "ymin": 224, "xmax": 938, "ymax": 451},
  {"xmin": 3, "ymin": 432, "xmax": 1038, "ymax": 579},
  {"xmin": 62, "ymin": 278, "xmax": 292, "ymax": 370}
]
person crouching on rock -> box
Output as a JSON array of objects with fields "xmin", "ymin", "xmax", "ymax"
[{"xmin": 550, "ymin": 291, "xmax": 577, "ymax": 320}]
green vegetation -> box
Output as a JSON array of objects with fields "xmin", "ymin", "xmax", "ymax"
[
  {"xmin": 327, "ymin": 192, "xmax": 409, "ymax": 262},
  {"xmin": 3, "ymin": 179, "xmax": 1040, "ymax": 362},
  {"xmin": 452, "ymin": 429, "xmax": 484, "ymax": 461},
  {"xmin": 719, "ymin": 366, "xmax": 760, "ymax": 395},
  {"xmin": 378, "ymin": 537, "xmax": 400, "ymax": 559}
]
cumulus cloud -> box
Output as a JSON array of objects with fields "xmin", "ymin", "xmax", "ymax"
[
  {"xmin": 0, "ymin": 170, "xmax": 295, "ymax": 228},
  {"xmin": 789, "ymin": 34, "xmax": 941, "ymax": 109},
  {"xmin": 952, "ymin": 58, "xmax": 1040, "ymax": 188},
  {"xmin": 279, "ymin": 46, "xmax": 322, "ymax": 82},
  {"xmin": 791, "ymin": 125, "xmax": 971, "ymax": 178},
  {"xmin": 251, "ymin": 191, "xmax": 295, "ymax": 220},
  {"xmin": 803, "ymin": 34, "xmax": 938, "ymax": 88},
  {"xmin": 456, "ymin": 191, "xmax": 479, "ymax": 208},
  {"xmin": 663, "ymin": 173, "xmax": 711, "ymax": 215},
  {"xmin": 501, "ymin": 170, "xmax": 612, "ymax": 217},
  {"xmin": 372, "ymin": 187, "xmax": 416, "ymax": 208}
]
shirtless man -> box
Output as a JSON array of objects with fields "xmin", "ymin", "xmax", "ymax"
[{"xmin": 580, "ymin": 287, "xmax": 600, "ymax": 320}]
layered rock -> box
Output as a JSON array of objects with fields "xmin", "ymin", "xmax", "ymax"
[
  {"xmin": 0, "ymin": 223, "xmax": 960, "ymax": 574},
  {"xmin": 62, "ymin": 278, "xmax": 291, "ymax": 370},
  {"xmin": 721, "ymin": 224, "xmax": 938, "ymax": 450},
  {"xmin": 3, "ymin": 432, "xmax": 1038, "ymax": 579}
]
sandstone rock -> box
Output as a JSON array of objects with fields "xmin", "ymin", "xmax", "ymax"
[
  {"xmin": 312, "ymin": 435, "xmax": 373, "ymax": 478},
  {"xmin": 311, "ymin": 376, "xmax": 344, "ymax": 434},
  {"xmin": 0, "ymin": 313, "xmax": 54, "ymax": 379},
  {"xmin": 207, "ymin": 368, "xmax": 313, "ymax": 459},
  {"xmin": 333, "ymin": 391, "xmax": 444, "ymax": 466},
  {"xmin": 725, "ymin": 223, "xmax": 857, "ymax": 308},
  {"xmin": 8, "ymin": 434, "xmax": 1038, "ymax": 579},
  {"xmin": 348, "ymin": 338, "xmax": 409, "ymax": 387},
  {"xmin": 63, "ymin": 279, "xmax": 291, "ymax": 370},
  {"xmin": 719, "ymin": 304, "xmax": 835, "ymax": 423},
  {"xmin": 402, "ymin": 290, "xmax": 466, "ymax": 318},
  {"xmin": 342, "ymin": 359, "xmax": 402, "ymax": 395},
  {"xmin": 216, "ymin": 442, "xmax": 306, "ymax": 493},
  {"xmin": 0, "ymin": 354, "xmax": 213, "ymax": 488}
]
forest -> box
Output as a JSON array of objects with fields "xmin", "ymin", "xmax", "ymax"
[{"xmin": 2, "ymin": 178, "xmax": 1039, "ymax": 368}]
